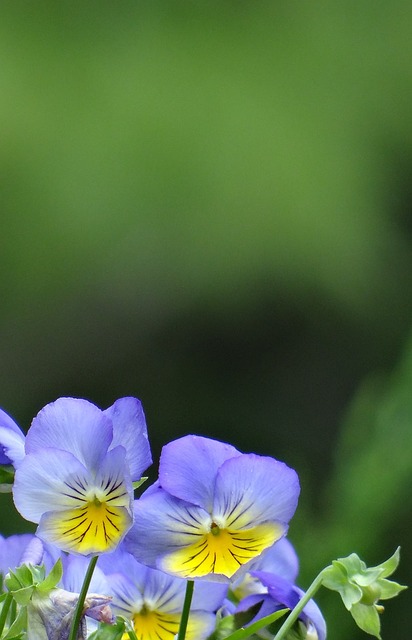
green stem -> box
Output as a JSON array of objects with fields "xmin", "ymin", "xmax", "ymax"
[
  {"xmin": 68, "ymin": 555, "xmax": 99, "ymax": 640},
  {"xmin": 272, "ymin": 569, "xmax": 328, "ymax": 640},
  {"xmin": 177, "ymin": 580, "xmax": 194, "ymax": 640},
  {"xmin": 127, "ymin": 627, "xmax": 139, "ymax": 640},
  {"xmin": 225, "ymin": 608, "xmax": 289, "ymax": 640},
  {"xmin": 0, "ymin": 592, "xmax": 13, "ymax": 637}
]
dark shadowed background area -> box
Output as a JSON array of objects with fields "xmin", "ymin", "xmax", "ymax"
[{"xmin": 0, "ymin": 2, "xmax": 411, "ymax": 638}]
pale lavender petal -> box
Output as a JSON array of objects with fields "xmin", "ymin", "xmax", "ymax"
[
  {"xmin": 26, "ymin": 398, "xmax": 112, "ymax": 471},
  {"xmin": 19, "ymin": 536, "xmax": 45, "ymax": 566},
  {"xmin": 0, "ymin": 426, "xmax": 25, "ymax": 468},
  {"xmin": 62, "ymin": 555, "xmax": 109, "ymax": 595},
  {"xmin": 248, "ymin": 537, "xmax": 299, "ymax": 583},
  {"xmin": 98, "ymin": 547, "xmax": 148, "ymax": 592},
  {"xmin": 107, "ymin": 572, "xmax": 144, "ymax": 617},
  {"xmin": 104, "ymin": 397, "xmax": 152, "ymax": 481},
  {"xmin": 13, "ymin": 448, "xmax": 90, "ymax": 522},
  {"xmin": 251, "ymin": 572, "xmax": 296, "ymax": 606},
  {"xmin": 41, "ymin": 541, "xmax": 63, "ymax": 573},
  {"xmin": 93, "ymin": 445, "xmax": 133, "ymax": 511},
  {"xmin": 235, "ymin": 592, "xmax": 281, "ymax": 619},
  {"xmin": 0, "ymin": 408, "xmax": 25, "ymax": 467},
  {"xmin": 212, "ymin": 454, "xmax": 300, "ymax": 528},
  {"xmin": 142, "ymin": 564, "xmax": 187, "ymax": 612},
  {"xmin": 0, "ymin": 408, "xmax": 23, "ymax": 436},
  {"xmin": 159, "ymin": 435, "xmax": 241, "ymax": 511},
  {"xmin": 0, "ymin": 533, "xmax": 37, "ymax": 574},
  {"xmin": 191, "ymin": 580, "xmax": 228, "ymax": 612},
  {"xmin": 125, "ymin": 489, "xmax": 211, "ymax": 569}
]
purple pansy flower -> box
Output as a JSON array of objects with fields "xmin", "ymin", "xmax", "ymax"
[
  {"xmin": 13, "ymin": 397, "xmax": 152, "ymax": 556},
  {"xmin": 98, "ymin": 546, "xmax": 228, "ymax": 640},
  {"xmin": 125, "ymin": 435, "xmax": 300, "ymax": 581}
]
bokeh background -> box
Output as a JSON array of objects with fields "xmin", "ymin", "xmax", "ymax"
[{"xmin": 0, "ymin": 2, "xmax": 411, "ymax": 637}]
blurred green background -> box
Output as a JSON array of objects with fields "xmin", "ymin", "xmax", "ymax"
[{"xmin": 0, "ymin": 2, "xmax": 411, "ymax": 637}]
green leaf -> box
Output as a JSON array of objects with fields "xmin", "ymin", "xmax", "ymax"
[
  {"xmin": 8, "ymin": 585, "xmax": 34, "ymax": 607},
  {"xmin": 27, "ymin": 565, "xmax": 45, "ymax": 586},
  {"xmin": 376, "ymin": 547, "xmax": 400, "ymax": 578},
  {"xmin": 212, "ymin": 613, "xmax": 237, "ymax": 640},
  {"xmin": 88, "ymin": 619, "xmax": 126, "ymax": 640},
  {"xmin": 38, "ymin": 559, "xmax": 63, "ymax": 593},
  {"xmin": 234, "ymin": 601, "xmax": 263, "ymax": 629},
  {"xmin": 350, "ymin": 602, "xmax": 381, "ymax": 639},
  {"xmin": 224, "ymin": 608, "xmax": 288, "ymax": 640},
  {"xmin": 5, "ymin": 565, "xmax": 34, "ymax": 592},
  {"xmin": 2, "ymin": 606, "xmax": 27, "ymax": 639},
  {"xmin": 132, "ymin": 477, "xmax": 148, "ymax": 490},
  {"xmin": 378, "ymin": 579, "xmax": 407, "ymax": 600}
]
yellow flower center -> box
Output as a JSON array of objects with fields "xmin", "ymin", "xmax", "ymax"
[
  {"xmin": 122, "ymin": 609, "xmax": 181, "ymax": 640},
  {"xmin": 161, "ymin": 521, "xmax": 284, "ymax": 579},
  {"xmin": 41, "ymin": 485, "xmax": 132, "ymax": 556},
  {"xmin": 59, "ymin": 499, "xmax": 129, "ymax": 554},
  {"xmin": 121, "ymin": 608, "xmax": 209, "ymax": 640}
]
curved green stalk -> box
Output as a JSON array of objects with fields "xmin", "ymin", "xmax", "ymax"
[
  {"xmin": 225, "ymin": 608, "xmax": 289, "ymax": 640},
  {"xmin": 68, "ymin": 555, "xmax": 99, "ymax": 640},
  {"xmin": 177, "ymin": 580, "xmax": 194, "ymax": 640},
  {"xmin": 272, "ymin": 570, "xmax": 327, "ymax": 640}
]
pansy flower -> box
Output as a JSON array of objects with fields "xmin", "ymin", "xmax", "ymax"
[
  {"xmin": 13, "ymin": 397, "xmax": 152, "ymax": 556},
  {"xmin": 235, "ymin": 571, "xmax": 326, "ymax": 640},
  {"xmin": 125, "ymin": 435, "xmax": 300, "ymax": 580},
  {"xmin": 98, "ymin": 547, "xmax": 228, "ymax": 640},
  {"xmin": 226, "ymin": 538, "xmax": 326, "ymax": 640}
]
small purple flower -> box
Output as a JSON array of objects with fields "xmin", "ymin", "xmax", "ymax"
[
  {"xmin": 236, "ymin": 571, "xmax": 326, "ymax": 640},
  {"xmin": 125, "ymin": 435, "xmax": 300, "ymax": 580},
  {"xmin": 13, "ymin": 397, "xmax": 152, "ymax": 556},
  {"xmin": 98, "ymin": 546, "xmax": 228, "ymax": 640}
]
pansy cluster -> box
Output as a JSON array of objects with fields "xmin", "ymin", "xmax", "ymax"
[{"xmin": 0, "ymin": 396, "xmax": 406, "ymax": 640}]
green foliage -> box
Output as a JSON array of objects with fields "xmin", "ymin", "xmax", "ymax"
[
  {"xmin": 0, "ymin": 561, "xmax": 62, "ymax": 639},
  {"xmin": 88, "ymin": 619, "xmax": 127, "ymax": 640},
  {"xmin": 5, "ymin": 560, "xmax": 62, "ymax": 606},
  {"xmin": 0, "ymin": 468, "xmax": 14, "ymax": 494},
  {"xmin": 321, "ymin": 549, "xmax": 406, "ymax": 638}
]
